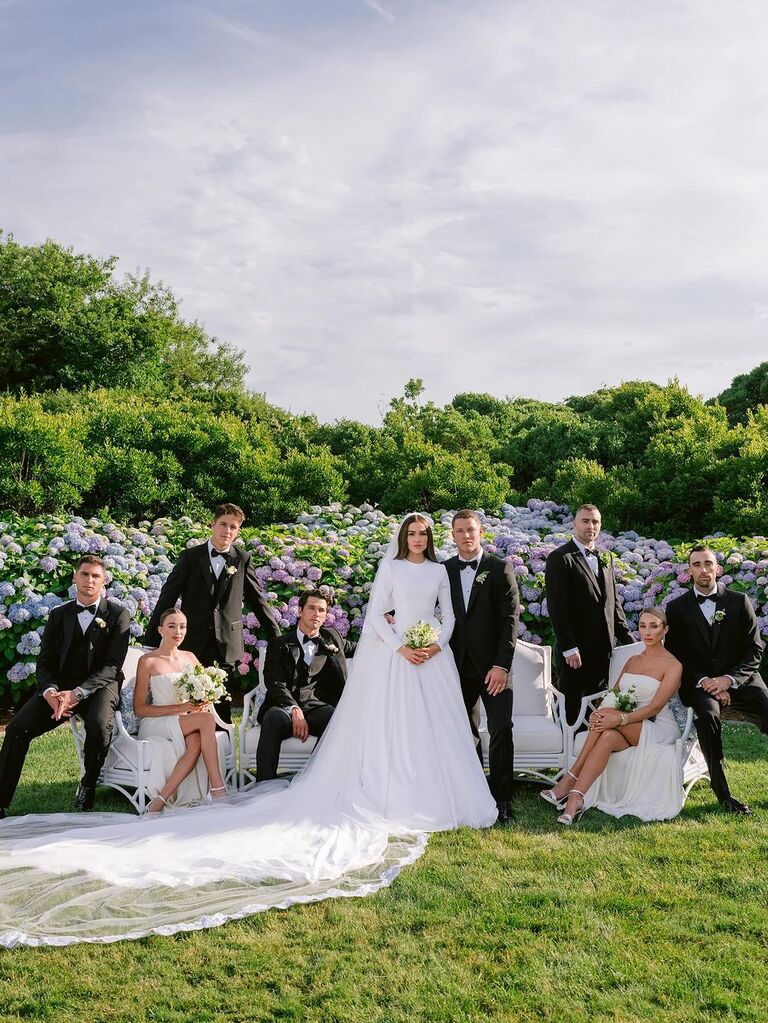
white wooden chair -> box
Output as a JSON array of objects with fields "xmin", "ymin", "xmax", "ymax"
[
  {"xmin": 70, "ymin": 646, "xmax": 237, "ymax": 813},
  {"xmin": 566, "ymin": 642, "xmax": 709, "ymax": 801},
  {"xmin": 476, "ymin": 640, "xmax": 569, "ymax": 783},
  {"xmin": 240, "ymin": 640, "xmax": 569, "ymax": 789}
]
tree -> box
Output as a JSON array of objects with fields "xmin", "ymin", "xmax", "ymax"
[
  {"xmin": 0, "ymin": 232, "xmax": 247, "ymax": 393},
  {"xmin": 716, "ymin": 362, "xmax": 768, "ymax": 425}
]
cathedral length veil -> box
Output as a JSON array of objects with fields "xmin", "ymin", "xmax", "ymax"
[{"xmin": 0, "ymin": 517, "xmax": 431, "ymax": 948}]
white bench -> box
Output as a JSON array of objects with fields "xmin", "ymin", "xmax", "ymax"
[
  {"xmin": 239, "ymin": 639, "xmax": 569, "ymax": 789},
  {"xmin": 70, "ymin": 646, "xmax": 237, "ymax": 813},
  {"xmin": 567, "ymin": 642, "xmax": 710, "ymax": 801}
]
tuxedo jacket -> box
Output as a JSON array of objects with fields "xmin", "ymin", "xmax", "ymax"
[
  {"xmin": 544, "ymin": 539, "xmax": 632, "ymax": 660},
  {"xmin": 144, "ymin": 542, "xmax": 281, "ymax": 663},
  {"xmin": 444, "ymin": 553, "xmax": 520, "ymax": 679},
  {"xmin": 35, "ymin": 598, "xmax": 131, "ymax": 698},
  {"xmin": 665, "ymin": 584, "xmax": 764, "ymax": 704},
  {"xmin": 257, "ymin": 626, "xmax": 355, "ymax": 721}
]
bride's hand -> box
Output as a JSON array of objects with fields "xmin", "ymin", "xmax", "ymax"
[
  {"xmin": 589, "ymin": 708, "xmax": 622, "ymax": 731},
  {"xmin": 399, "ymin": 646, "xmax": 426, "ymax": 665}
]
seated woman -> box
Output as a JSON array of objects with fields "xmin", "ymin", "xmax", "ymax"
[
  {"xmin": 134, "ymin": 609, "xmax": 228, "ymax": 813},
  {"xmin": 542, "ymin": 607, "xmax": 684, "ymax": 824}
]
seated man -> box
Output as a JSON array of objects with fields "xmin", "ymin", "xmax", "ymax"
[
  {"xmin": 0, "ymin": 556, "xmax": 130, "ymax": 816},
  {"xmin": 255, "ymin": 588, "xmax": 354, "ymax": 782}
]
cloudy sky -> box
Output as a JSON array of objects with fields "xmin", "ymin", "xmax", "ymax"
[{"xmin": 2, "ymin": 0, "xmax": 767, "ymax": 422}]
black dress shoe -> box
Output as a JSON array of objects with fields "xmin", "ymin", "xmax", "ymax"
[
  {"xmin": 0, "ymin": 808, "xmax": 6, "ymax": 820},
  {"xmin": 494, "ymin": 800, "xmax": 514, "ymax": 827},
  {"xmin": 73, "ymin": 783, "xmax": 96, "ymax": 812},
  {"xmin": 720, "ymin": 796, "xmax": 752, "ymax": 816}
]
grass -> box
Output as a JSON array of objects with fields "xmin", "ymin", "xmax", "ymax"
[{"xmin": 0, "ymin": 721, "xmax": 766, "ymax": 1023}]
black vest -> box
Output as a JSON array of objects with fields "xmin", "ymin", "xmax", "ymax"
[{"xmin": 60, "ymin": 623, "xmax": 92, "ymax": 688}]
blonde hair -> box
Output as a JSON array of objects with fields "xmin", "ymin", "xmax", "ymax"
[{"xmin": 639, "ymin": 606, "xmax": 667, "ymax": 626}]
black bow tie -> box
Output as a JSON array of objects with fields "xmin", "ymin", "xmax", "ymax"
[
  {"xmin": 210, "ymin": 548, "xmax": 230, "ymax": 560},
  {"xmin": 459, "ymin": 559, "xmax": 478, "ymax": 571},
  {"xmin": 76, "ymin": 604, "xmax": 97, "ymax": 615},
  {"xmin": 696, "ymin": 593, "xmax": 716, "ymax": 604},
  {"xmin": 302, "ymin": 633, "xmax": 319, "ymax": 645},
  {"xmin": 583, "ymin": 548, "xmax": 599, "ymax": 558}
]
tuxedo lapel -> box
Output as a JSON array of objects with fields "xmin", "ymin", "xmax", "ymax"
[
  {"xmin": 85, "ymin": 597, "xmax": 110, "ymax": 669},
  {"xmin": 710, "ymin": 583, "xmax": 727, "ymax": 651},
  {"xmin": 445, "ymin": 558, "xmax": 466, "ymax": 621},
  {"xmin": 571, "ymin": 543, "xmax": 601, "ymax": 601},
  {"xmin": 686, "ymin": 590, "xmax": 714, "ymax": 649},
  {"xmin": 466, "ymin": 554, "xmax": 491, "ymax": 617},
  {"xmin": 59, "ymin": 602, "xmax": 77, "ymax": 670},
  {"xmin": 216, "ymin": 550, "xmax": 240, "ymax": 607},
  {"xmin": 197, "ymin": 543, "xmax": 216, "ymax": 602}
]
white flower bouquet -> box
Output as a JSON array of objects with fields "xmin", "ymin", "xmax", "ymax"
[
  {"xmin": 601, "ymin": 685, "xmax": 637, "ymax": 713},
  {"xmin": 175, "ymin": 664, "xmax": 230, "ymax": 706},
  {"xmin": 403, "ymin": 621, "xmax": 439, "ymax": 649}
]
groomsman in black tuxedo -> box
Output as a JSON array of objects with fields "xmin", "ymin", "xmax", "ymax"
[
  {"xmin": 444, "ymin": 510, "xmax": 520, "ymax": 826},
  {"xmin": 144, "ymin": 503, "xmax": 281, "ymax": 722},
  {"xmin": 544, "ymin": 504, "xmax": 633, "ymax": 724},
  {"xmin": 255, "ymin": 588, "xmax": 354, "ymax": 781},
  {"xmin": 666, "ymin": 545, "xmax": 768, "ymax": 815},
  {"xmin": 0, "ymin": 556, "xmax": 130, "ymax": 816}
]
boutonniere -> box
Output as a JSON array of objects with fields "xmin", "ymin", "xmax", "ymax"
[
  {"xmin": 475, "ymin": 571, "xmax": 490, "ymax": 586},
  {"xmin": 94, "ymin": 617, "xmax": 107, "ymax": 629},
  {"xmin": 324, "ymin": 642, "xmax": 339, "ymax": 654},
  {"xmin": 225, "ymin": 565, "xmax": 238, "ymax": 576},
  {"xmin": 713, "ymin": 610, "xmax": 726, "ymax": 623}
]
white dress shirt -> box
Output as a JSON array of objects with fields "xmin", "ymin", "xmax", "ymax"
[
  {"xmin": 43, "ymin": 601, "xmax": 99, "ymax": 699},
  {"xmin": 297, "ymin": 626, "xmax": 320, "ymax": 666},
  {"xmin": 458, "ymin": 549, "xmax": 482, "ymax": 609},
  {"xmin": 208, "ymin": 541, "xmax": 231, "ymax": 579},
  {"xmin": 693, "ymin": 587, "xmax": 736, "ymax": 689}
]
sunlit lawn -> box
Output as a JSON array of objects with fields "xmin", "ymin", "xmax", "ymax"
[{"xmin": 0, "ymin": 719, "xmax": 767, "ymax": 1023}]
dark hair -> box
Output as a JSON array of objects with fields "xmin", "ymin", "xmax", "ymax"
[
  {"xmin": 74, "ymin": 555, "xmax": 105, "ymax": 573},
  {"xmin": 159, "ymin": 607, "xmax": 187, "ymax": 625},
  {"xmin": 214, "ymin": 503, "xmax": 246, "ymax": 524},
  {"xmin": 451, "ymin": 509, "xmax": 482, "ymax": 527},
  {"xmin": 299, "ymin": 587, "xmax": 334, "ymax": 610},
  {"xmin": 688, "ymin": 544, "xmax": 716, "ymax": 564},
  {"xmin": 395, "ymin": 514, "xmax": 438, "ymax": 562}
]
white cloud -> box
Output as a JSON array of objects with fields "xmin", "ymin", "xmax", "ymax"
[{"xmin": 1, "ymin": 0, "xmax": 767, "ymax": 421}]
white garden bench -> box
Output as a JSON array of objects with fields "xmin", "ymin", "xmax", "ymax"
[
  {"xmin": 567, "ymin": 641, "xmax": 710, "ymax": 801},
  {"xmin": 70, "ymin": 646, "xmax": 237, "ymax": 814},
  {"xmin": 239, "ymin": 639, "xmax": 569, "ymax": 789}
]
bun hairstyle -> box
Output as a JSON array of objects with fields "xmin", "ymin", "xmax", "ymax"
[
  {"xmin": 159, "ymin": 607, "xmax": 187, "ymax": 625},
  {"xmin": 639, "ymin": 607, "xmax": 667, "ymax": 627}
]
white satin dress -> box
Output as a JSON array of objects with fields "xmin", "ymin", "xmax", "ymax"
[
  {"xmin": 0, "ymin": 558, "xmax": 496, "ymax": 947},
  {"xmin": 583, "ymin": 673, "xmax": 684, "ymax": 821}
]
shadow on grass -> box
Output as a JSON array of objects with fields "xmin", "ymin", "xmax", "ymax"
[{"xmin": 8, "ymin": 780, "xmax": 135, "ymax": 817}]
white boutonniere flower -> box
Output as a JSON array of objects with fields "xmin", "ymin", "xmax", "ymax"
[
  {"xmin": 94, "ymin": 617, "xmax": 107, "ymax": 629},
  {"xmin": 475, "ymin": 571, "xmax": 490, "ymax": 586},
  {"xmin": 324, "ymin": 643, "xmax": 339, "ymax": 655},
  {"xmin": 713, "ymin": 610, "xmax": 726, "ymax": 623},
  {"xmin": 226, "ymin": 565, "xmax": 238, "ymax": 576}
]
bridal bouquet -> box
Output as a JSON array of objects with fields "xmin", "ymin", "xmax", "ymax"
[
  {"xmin": 175, "ymin": 664, "xmax": 230, "ymax": 706},
  {"xmin": 403, "ymin": 621, "xmax": 439, "ymax": 649},
  {"xmin": 601, "ymin": 685, "xmax": 637, "ymax": 712}
]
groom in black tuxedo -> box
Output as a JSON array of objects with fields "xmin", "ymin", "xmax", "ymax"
[
  {"xmin": 0, "ymin": 556, "xmax": 130, "ymax": 816},
  {"xmin": 255, "ymin": 589, "xmax": 354, "ymax": 781},
  {"xmin": 666, "ymin": 545, "xmax": 768, "ymax": 815},
  {"xmin": 444, "ymin": 510, "xmax": 520, "ymax": 826},
  {"xmin": 144, "ymin": 503, "xmax": 281, "ymax": 722},
  {"xmin": 544, "ymin": 504, "xmax": 633, "ymax": 724}
]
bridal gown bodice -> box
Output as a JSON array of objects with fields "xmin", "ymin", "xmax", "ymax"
[
  {"xmin": 584, "ymin": 671, "xmax": 684, "ymax": 821},
  {"xmin": 0, "ymin": 557, "xmax": 497, "ymax": 947}
]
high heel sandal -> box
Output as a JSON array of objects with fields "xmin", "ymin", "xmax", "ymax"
[
  {"xmin": 210, "ymin": 785, "xmax": 228, "ymax": 800},
  {"xmin": 540, "ymin": 769, "xmax": 578, "ymax": 809},
  {"xmin": 145, "ymin": 794, "xmax": 167, "ymax": 815},
  {"xmin": 557, "ymin": 790, "xmax": 586, "ymax": 826}
]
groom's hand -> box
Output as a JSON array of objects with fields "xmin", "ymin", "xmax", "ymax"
[
  {"xmin": 485, "ymin": 667, "xmax": 507, "ymax": 696},
  {"xmin": 291, "ymin": 707, "xmax": 309, "ymax": 742},
  {"xmin": 701, "ymin": 676, "xmax": 731, "ymax": 696}
]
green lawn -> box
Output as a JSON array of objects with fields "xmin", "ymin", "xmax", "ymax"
[{"xmin": 0, "ymin": 722, "xmax": 767, "ymax": 1023}]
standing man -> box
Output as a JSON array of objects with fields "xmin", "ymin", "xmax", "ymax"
[
  {"xmin": 255, "ymin": 588, "xmax": 354, "ymax": 782},
  {"xmin": 0, "ymin": 556, "xmax": 130, "ymax": 816},
  {"xmin": 444, "ymin": 510, "xmax": 520, "ymax": 827},
  {"xmin": 666, "ymin": 545, "xmax": 768, "ymax": 815},
  {"xmin": 144, "ymin": 503, "xmax": 281, "ymax": 722},
  {"xmin": 544, "ymin": 504, "xmax": 633, "ymax": 724}
]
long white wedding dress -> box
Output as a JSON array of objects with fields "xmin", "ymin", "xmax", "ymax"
[
  {"xmin": 0, "ymin": 556, "xmax": 497, "ymax": 947},
  {"xmin": 582, "ymin": 673, "xmax": 684, "ymax": 821}
]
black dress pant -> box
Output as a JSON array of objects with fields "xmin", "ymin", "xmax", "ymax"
[
  {"xmin": 685, "ymin": 679, "xmax": 768, "ymax": 800},
  {"xmin": 460, "ymin": 671, "xmax": 514, "ymax": 803},
  {"xmin": 255, "ymin": 704, "xmax": 335, "ymax": 782},
  {"xmin": 554, "ymin": 651, "xmax": 612, "ymax": 726},
  {"xmin": 0, "ymin": 686, "xmax": 119, "ymax": 810}
]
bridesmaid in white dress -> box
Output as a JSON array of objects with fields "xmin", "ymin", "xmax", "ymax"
[
  {"xmin": 134, "ymin": 609, "xmax": 228, "ymax": 812},
  {"xmin": 542, "ymin": 608, "xmax": 684, "ymax": 823}
]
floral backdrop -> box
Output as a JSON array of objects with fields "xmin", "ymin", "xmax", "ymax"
[{"xmin": 2, "ymin": 502, "xmax": 767, "ymax": 703}]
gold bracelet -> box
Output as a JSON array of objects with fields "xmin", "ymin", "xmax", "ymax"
[{"xmin": 619, "ymin": 713, "xmax": 628, "ymax": 727}]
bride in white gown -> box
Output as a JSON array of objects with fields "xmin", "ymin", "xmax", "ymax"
[
  {"xmin": 541, "ymin": 607, "xmax": 684, "ymax": 823},
  {"xmin": 0, "ymin": 513, "xmax": 497, "ymax": 947}
]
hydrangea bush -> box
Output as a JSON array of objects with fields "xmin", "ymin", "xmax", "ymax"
[{"xmin": 2, "ymin": 503, "xmax": 767, "ymax": 703}]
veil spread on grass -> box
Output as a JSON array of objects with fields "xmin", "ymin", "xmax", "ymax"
[{"xmin": 0, "ymin": 515, "xmax": 432, "ymax": 948}]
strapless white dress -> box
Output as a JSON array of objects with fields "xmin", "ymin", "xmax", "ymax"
[
  {"xmin": 137, "ymin": 673, "xmax": 226, "ymax": 807},
  {"xmin": 0, "ymin": 558, "xmax": 496, "ymax": 947},
  {"xmin": 583, "ymin": 672, "xmax": 684, "ymax": 821}
]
